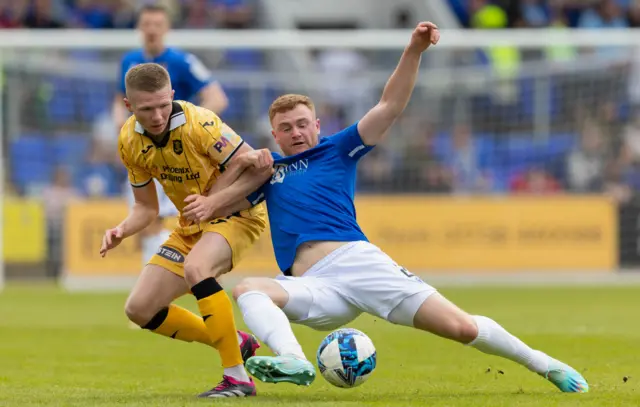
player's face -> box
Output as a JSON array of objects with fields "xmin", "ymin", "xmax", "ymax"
[
  {"xmin": 138, "ymin": 11, "xmax": 170, "ymax": 50},
  {"xmin": 124, "ymin": 86, "xmax": 175, "ymax": 137},
  {"xmin": 271, "ymin": 104, "xmax": 320, "ymax": 156}
]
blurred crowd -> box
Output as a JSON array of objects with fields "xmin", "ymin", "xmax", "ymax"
[
  {"xmin": 0, "ymin": 0, "xmax": 256, "ymax": 29},
  {"xmin": 2, "ymin": 0, "xmax": 640, "ymax": 207},
  {"xmin": 451, "ymin": 0, "xmax": 640, "ymax": 29}
]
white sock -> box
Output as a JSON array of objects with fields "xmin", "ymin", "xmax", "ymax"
[
  {"xmin": 469, "ymin": 315, "xmax": 549, "ymax": 374},
  {"xmin": 224, "ymin": 364, "xmax": 250, "ymax": 383},
  {"xmin": 237, "ymin": 291, "xmax": 307, "ymax": 360}
]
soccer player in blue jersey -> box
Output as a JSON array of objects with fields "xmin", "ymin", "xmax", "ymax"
[
  {"xmin": 112, "ymin": 4, "xmax": 228, "ymax": 128},
  {"xmin": 183, "ymin": 22, "xmax": 589, "ymax": 393}
]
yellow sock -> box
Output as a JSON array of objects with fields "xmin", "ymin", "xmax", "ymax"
[
  {"xmin": 192, "ymin": 278, "xmax": 243, "ymax": 368},
  {"xmin": 143, "ymin": 304, "xmax": 213, "ymax": 346}
]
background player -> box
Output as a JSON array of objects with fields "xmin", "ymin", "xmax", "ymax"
[
  {"xmin": 113, "ymin": 4, "xmax": 229, "ymax": 265},
  {"xmin": 112, "ymin": 4, "xmax": 228, "ymax": 127},
  {"xmin": 184, "ymin": 22, "xmax": 590, "ymax": 394},
  {"xmin": 100, "ymin": 63, "xmax": 270, "ymax": 398}
]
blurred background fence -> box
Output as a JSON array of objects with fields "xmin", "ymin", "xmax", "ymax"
[{"xmin": 3, "ymin": 0, "xmax": 640, "ymax": 289}]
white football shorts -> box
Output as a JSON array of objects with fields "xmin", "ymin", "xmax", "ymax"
[{"xmin": 275, "ymin": 241, "xmax": 437, "ymax": 330}]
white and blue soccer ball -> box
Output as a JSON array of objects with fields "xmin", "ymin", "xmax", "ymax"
[{"xmin": 316, "ymin": 328, "xmax": 377, "ymax": 388}]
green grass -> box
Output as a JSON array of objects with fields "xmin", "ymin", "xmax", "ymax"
[{"xmin": 0, "ymin": 284, "xmax": 638, "ymax": 406}]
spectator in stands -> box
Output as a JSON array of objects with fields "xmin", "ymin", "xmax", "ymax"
[
  {"xmin": 578, "ymin": 0, "xmax": 628, "ymax": 28},
  {"xmin": 566, "ymin": 119, "xmax": 607, "ymax": 192},
  {"xmin": 0, "ymin": 1, "xmax": 28, "ymax": 28},
  {"xmin": 211, "ymin": 0, "xmax": 255, "ymax": 29},
  {"xmin": 109, "ymin": 0, "xmax": 136, "ymax": 28},
  {"xmin": 22, "ymin": 0, "xmax": 65, "ymax": 28},
  {"xmin": 41, "ymin": 166, "xmax": 79, "ymax": 277},
  {"xmin": 517, "ymin": 0, "xmax": 550, "ymax": 27},
  {"xmin": 79, "ymin": 139, "xmax": 121, "ymax": 197},
  {"xmin": 357, "ymin": 147, "xmax": 396, "ymax": 193},
  {"xmin": 67, "ymin": 0, "xmax": 116, "ymax": 29},
  {"xmin": 181, "ymin": 0, "xmax": 214, "ymax": 28},
  {"xmin": 398, "ymin": 122, "xmax": 453, "ymax": 193},
  {"xmin": 629, "ymin": 0, "xmax": 640, "ymax": 26},
  {"xmin": 510, "ymin": 167, "xmax": 562, "ymax": 195},
  {"xmin": 448, "ymin": 123, "xmax": 492, "ymax": 194}
]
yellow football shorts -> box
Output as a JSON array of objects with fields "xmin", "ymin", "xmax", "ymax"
[{"xmin": 148, "ymin": 204, "xmax": 267, "ymax": 278}]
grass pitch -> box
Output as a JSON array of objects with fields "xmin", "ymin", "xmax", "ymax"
[{"xmin": 0, "ymin": 283, "xmax": 638, "ymax": 406}]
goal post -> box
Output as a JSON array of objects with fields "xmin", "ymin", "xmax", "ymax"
[{"xmin": 1, "ymin": 28, "xmax": 637, "ymax": 290}]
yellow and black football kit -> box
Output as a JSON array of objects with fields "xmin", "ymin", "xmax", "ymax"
[
  {"xmin": 118, "ymin": 100, "xmax": 267, "ymax": 276},
  {"xmin": 118, "ymin": 100, "xmax": 266, "ymax": 369}
]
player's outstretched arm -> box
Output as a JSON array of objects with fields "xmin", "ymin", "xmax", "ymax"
[
  {"xmin": 357, "ymin": 21, "xmax": 439, "ymax": 146},
  {"xmin": 182, "ymin": 148, "xmax": 273, "ymax": 222},
  {"xmin": 99, "ymin": 181, "xmax": 159, "ymax": 257}
]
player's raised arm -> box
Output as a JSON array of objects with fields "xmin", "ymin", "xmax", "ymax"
[{"xmin": 357, "ymin": 21, "xmax": 439, "ymax": 146}]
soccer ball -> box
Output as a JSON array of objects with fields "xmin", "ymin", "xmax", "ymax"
[{"xmin": 316, "ymin": 328, "xmax": 377, "ymax": 388}]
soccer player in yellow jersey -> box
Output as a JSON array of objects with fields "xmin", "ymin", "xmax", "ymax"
[{"xmin": 99, "ymin": 63, "xmax": 271, "ymax": 398}]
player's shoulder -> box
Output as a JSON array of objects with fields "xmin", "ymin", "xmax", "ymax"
[
  {"xmin": 118, "ymin": 116, "xmax": 144, "ymax": 160},
  {"xmin": 178, "ymin": 101, "xmax": 220, "ymax": 125},
  {"xmin": 324, "ymin": 122, "xmax": 360, "ymax": 144},
  {"xmin": 118, "ymin": 115, "xmax": 137, "ymax": 143},
  {"xmin": 165, "ymin": 47, "xmax": 194, "ymax": 63},
  {"xmin": 120, "ymin": 48, "xmax": 144, "ymax": 63}
]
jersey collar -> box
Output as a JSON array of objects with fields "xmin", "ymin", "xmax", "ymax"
[{"xmin": 134, "ymin": 102, "xmax": 187, "ymax": 147}]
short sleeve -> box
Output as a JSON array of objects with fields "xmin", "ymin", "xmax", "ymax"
[
  {"xmin": 247, "ymin": 182, "xmax": 268, "ymax": 207},
  {"xmin": 183, "ymin": 53, "xmax": 213, "ymax": 97},
  {"xmin": 194, "ymin": 107, "xmax": 245, "ymax": 166},
  {"xmin": 328, "ymin": 122, "xmax": 374, "ymax": 162},
  {"xmin": 118, "ymin": 137, "xmax": 152, "ymax": 188}
]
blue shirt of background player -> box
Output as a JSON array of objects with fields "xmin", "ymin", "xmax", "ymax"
[
  {"xmin": 247, "ymin": 123, "xmax": 374, "ymax": 275},
  {"xmin": 118, "ymin": 48, "xmax": 212, "ymax": 102}
]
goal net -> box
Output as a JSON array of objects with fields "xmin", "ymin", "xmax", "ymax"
[{"xmin": 1, "ymin": 29, "xmax": 637, "ymax": 290}]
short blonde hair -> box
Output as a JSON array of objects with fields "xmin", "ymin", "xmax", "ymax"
[
  {"xmin": 125, "ymin": 63, "xmax": 171, "ymax": 95},
  {"xmin": 268, "ymin": 94, "xmax": 315, "ymax": 123}
]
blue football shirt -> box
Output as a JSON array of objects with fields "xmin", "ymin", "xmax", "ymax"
[
  {"xmin": 118, "ymin": 47, "xmax": 213, "ymax": 102},
  {"xmin": 247, "ymin": 123, "xmax": 374, "ymax": 274}
]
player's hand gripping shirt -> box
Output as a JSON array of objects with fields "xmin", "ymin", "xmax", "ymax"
[
  {"xmin": 247, "ymin": 123, "xmax": 374, "ymax": 275},
  {"xmin": 118, "ymin": 101, "xmax": 244, "ymax": 236}
]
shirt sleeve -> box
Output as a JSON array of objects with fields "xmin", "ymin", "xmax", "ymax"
[
  {"xmin": 182, "ymin": 53, "xmax": 214, "ymax": 98},
  {"xmin": 246, "ymin": 182, "xmax": 268, "ymax": 206},
  {"xmin": 118, "ymin": 135, "xmax": 152, "ymax": 188},
  {"xmin": 327, "ymin": 122, "xmax": 375, "ymax": 162},
  {"xmin": 194, "ymin": 107, "xmax": 245, "ymax": 167}
]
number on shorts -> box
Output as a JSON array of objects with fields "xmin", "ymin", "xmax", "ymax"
[
  {"xmin": 396, "ymin": 264, "xmax": 414, "ymax": 278},
  {"xmin": 394, "ymin": 263, "xmax": 424, "ymax": 283}
]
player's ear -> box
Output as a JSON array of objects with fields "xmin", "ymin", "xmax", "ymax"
[
  {"xmin": 171, "ymin": 89, "xmax": 175, "ymax": 100},
  {"xmin": 123, "ymin": 98, "xmax": 133, "ymax": 112}
]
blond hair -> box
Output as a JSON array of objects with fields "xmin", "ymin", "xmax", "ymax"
[
  {"xmin": 125, "ymin": 63, "xmax": 171, "ymax": 95},
  {"xmin": 268, "ymin": 94, "xmax": 315, "ymax": 123}
]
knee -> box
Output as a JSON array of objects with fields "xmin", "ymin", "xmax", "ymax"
[
  {"xmin": 232, "ymin": 278, "xmax": 261, "ymax": 301},
  {"xmin": 184, "ymin": 259, "xmax": 209, "ymax": 287},
  {"xmin": 124, "ymin": 295, "xmax": 157, "ymax": 327},
  {"xmin": 450, "ymin": 316, "xmax": 479, "ymax": 344}
]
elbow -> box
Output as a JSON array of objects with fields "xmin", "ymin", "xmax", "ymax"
[{"xmin": 378, "ymin": 100, "xmax": 405, "ymax": 119}]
